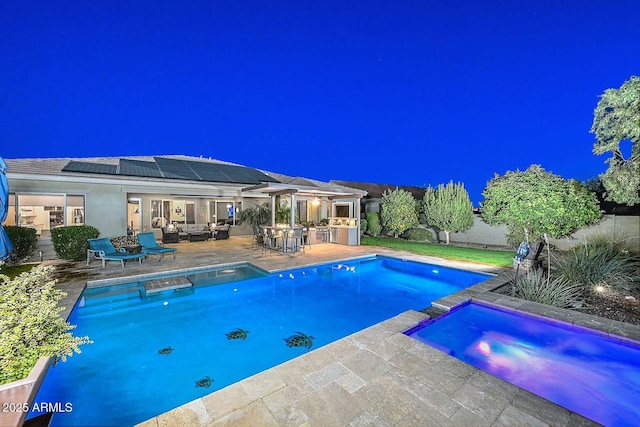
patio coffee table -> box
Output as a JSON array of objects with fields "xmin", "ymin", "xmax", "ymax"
[{"xmin": 188, "ymin": 232, "xmax": 209, "ymax": 242}]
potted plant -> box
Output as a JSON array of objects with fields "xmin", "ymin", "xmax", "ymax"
[
  {"xmin": 0, "ymin": 265, "xmax": 91, "ymax": 426},
  {"xmin": 238, "ymin": 202, "xmax": 271, "ymax": 226}
]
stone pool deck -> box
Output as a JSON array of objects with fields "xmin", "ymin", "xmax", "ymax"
[{"xmin": 16, "ymin": 236, "xmax": 639, "ymax": 426}]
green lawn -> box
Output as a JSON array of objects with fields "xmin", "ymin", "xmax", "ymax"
[{"xmin": 361, "ymin": 236, "xmax": 514, "ymax": 267}]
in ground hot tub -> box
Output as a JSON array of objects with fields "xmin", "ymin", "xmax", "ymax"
[{"xmin": 405, "ymin": 301, "xmax": 640, "ymax": 427}]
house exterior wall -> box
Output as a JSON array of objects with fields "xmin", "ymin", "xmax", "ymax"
[
  {"xmin": 87, "ymin": 188, "xmax": 127, "ymax": 238},
  {"xmin": 7, "ymin": 176, "xmax": 265, "ymax": 239},
  {"xmin": 9, "ymin": 177, "xmax": 127, "ymax": 237}
]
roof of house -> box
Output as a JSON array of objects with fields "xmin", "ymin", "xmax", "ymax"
[
  {"xmin": 6, "ymin": 155, "xmax": 277, "ymax": 185},
  {"xmin": 5, "ymin": 155, "xmax": 365, "ymax": 195},
  {"xmin": 330, "ymin": 180, "xmax": 427, "ymax": 200}
]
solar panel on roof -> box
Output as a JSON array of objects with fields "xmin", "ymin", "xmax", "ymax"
[
  {"xmin": 62, "ymin": 161, "xmax": 117, "ymax": 175},
  {"xmin": 208, "ymin": 162, "xmax": 279, "ymax": 184},
  {"xmin": 243, "ymin": 167, "xmax": 280, "ymax": 183},
  {"xmin": 119, "ymin": 159, "xmax": 162, "ymax": 178},
  {"xmin": 212, "ymin": 163, "xmax": 250, "ymax": 183},
  {"xmin": 62, "ymin": 157, "xmax": 279, "ymax": 184},
  {"xmin": 187, "ymin": 161, "xmax": 230, "ymax": 182},
  {"xmin": 185, "ymin": 160, "xmax": 279, "ymax": 184},
  {"xmin": 154, "ymin": 157, "xmax": 200, "ymax": 180}
]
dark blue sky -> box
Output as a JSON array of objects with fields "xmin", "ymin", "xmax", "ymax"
[{"xmin": 2, "ymin": 1, "xmax": 639, "ymax": 205}]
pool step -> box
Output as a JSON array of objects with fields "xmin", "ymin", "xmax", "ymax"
[{"xmin": 142, "ymin": 276, "xmax": 193, "ymax": 296}]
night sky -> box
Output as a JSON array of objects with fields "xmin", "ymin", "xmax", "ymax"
[{"xmin": 2, "ymin": 1, "xmax": 639, "ymax": 205}]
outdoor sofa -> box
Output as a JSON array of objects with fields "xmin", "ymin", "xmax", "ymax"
[{"xmin": 162, "ymin": 224, "xmax": 213, "ymax": 242}]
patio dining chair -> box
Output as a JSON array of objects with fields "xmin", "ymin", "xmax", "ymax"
[
  {"xmin": 290, "ymin": 227, "xmax": 305, "ymax": 253},
  {"xmin": 250, "ymin": 225, "xmax": 263, "ymax": 250},
  {"xmin": 137, "ymin": 232, "xmax": 177, "ymax": 261},
  {"xmin": 262, "ymin": 227, "xmax": 280, "ymax": 254},
  {"xmin": 302, "ymin": 226, "xmax": 312, "ymax": 250},
  {"xmin": 87, "ymin": 237, "xmax": 145, "ymax": 269}
]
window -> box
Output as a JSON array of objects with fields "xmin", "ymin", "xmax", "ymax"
[
  {"xmin": 150, "ymin": 199, "xmax": 196, "ymax": 228},
  {"xmin": 151, "ymin": 199, "xmax": 164, "ymax": 228},
  {"xmin": 333, "ymin": 203, "xmax": 352, "ymax": 218},
  {"xmin": 11, "ymin": 193, "xmax": 85, "ymax": 237},
  {"xmin": 214, "ymin": 200, "xmax": 241, "ymax": 225},
  {"xmin": 67, "ymin": 195, "xmax": 85, "ymax": 226}
]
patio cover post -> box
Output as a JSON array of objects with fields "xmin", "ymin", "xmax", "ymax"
[
  {"xmin": 356, "ymin": 196, "xmax": 361, "ymax": 245},
  {"xmin": 290, "ymin": 193, "xmax": 295, "ymax": 230},
  {"xmin": 271, "ymin": 194, "xmax": 276, "ymax": 226}
]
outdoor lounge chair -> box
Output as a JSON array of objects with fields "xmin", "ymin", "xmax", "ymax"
[
  {"xmin": 214, "ymin": 224, "xmax": 230, "ymax": 240},
  {"xmin": 87, "ymin": 237, "xmax": 145, "ymax": 269},
  {"xmin": 137, "ymin": 232, "xmax": 177, "ymax": 261},
  {"xmin": 161, "ymin": 227, "xmax": 180, "ymax": 243}
]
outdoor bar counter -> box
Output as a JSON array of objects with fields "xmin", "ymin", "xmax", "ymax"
[{"xmin": 328, "ymin": 217, "xmax": 359, "ymax": 245}]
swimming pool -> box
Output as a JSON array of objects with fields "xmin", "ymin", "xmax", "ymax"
[
  {"xmin": 30, "ymin": 256, "xmax": 491, "ymax": 426},
  {"xmin": 405, "ymin": 301, "xmax": 640, "ymax": 427}
]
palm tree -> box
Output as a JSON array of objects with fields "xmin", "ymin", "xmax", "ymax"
[{"xmin": 238, "ymin": 202, "xmax": 271, "ymax": 226}]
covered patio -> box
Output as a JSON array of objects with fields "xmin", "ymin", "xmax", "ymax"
[{"xmin": 242, "ymin": 182, "xmax": 367, "ymax": 246}]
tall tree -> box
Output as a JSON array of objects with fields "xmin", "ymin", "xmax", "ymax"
[
  {"xmin": 380, "ymin": 187, "xmax": 419, "ymax": 238},
  {"xmin": 480, "ymin": 165, "xmax": 602, "ymax": 246},
  {"xmin": 590, "ymin": 75, "xmax": 640, "ymax": 205},
  {"xmin": 422, "ymin": 181, "xmax": 474, "ymax": 244}
]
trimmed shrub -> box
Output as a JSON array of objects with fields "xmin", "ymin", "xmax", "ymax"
[
  {"xmin": 366, "ymin": 212, "xmax": 382, "ymax": 237},
  {"xmin": 380, "ymin": 188, "xmax": 419, "ymax": 238},
  {"xmin": 422, "ymin": 181, "xmax": 474, "ymax": 244},
  {"xmin": 3, "ymin": 226, "xmax": 37, "ymax": 265},
  {"xmin": 360, "ymin": 218, "xmax": 368, "ymax": 235},
  {"xmin": 515, "ymin": 269, "xmax": 583, "ymax": 309},
  {"xmin": 50, "ymin": 225, "xmax": 100, "ymax": 261},
  {"xmin": 0, "ymin": 265, "xmax": 92, "ymax": 384},
  {"xmin": 553, "ymin": 234, "xmax": 640, "ymax": 292},
  {"xmin": 402, "ymin": 228, "xmax": 433, "ymax": 243}
]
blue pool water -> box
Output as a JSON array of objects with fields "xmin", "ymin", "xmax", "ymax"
[
  {"xmin": 30, "ymin": 256, "xmax": 490, "ymax": 426},
  {"xmin": 406, "ymin": 302, "xmax": 640, "ymax": 427}
]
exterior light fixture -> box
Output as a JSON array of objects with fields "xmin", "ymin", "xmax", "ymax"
[{"xmin": 311, "ymin": 195, "xmax": 320, "ymax": 207}]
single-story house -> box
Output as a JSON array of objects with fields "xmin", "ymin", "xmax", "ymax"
[{"xmin": 3, "ymin": 155, "xmax": 367, "ymax": 244}]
